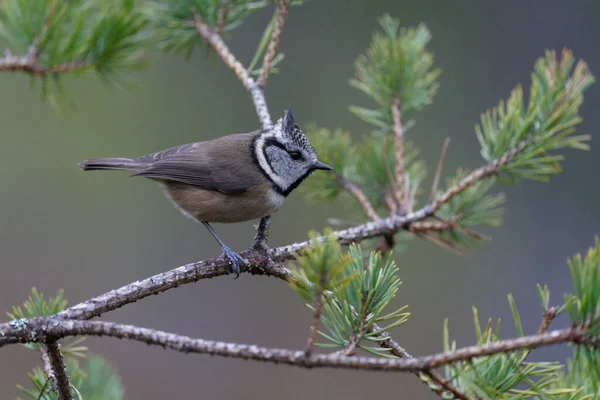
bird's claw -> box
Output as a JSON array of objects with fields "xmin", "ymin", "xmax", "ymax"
[{"xmin": 221, "ymin": 246, "xmax": 245, "ymax": 279}]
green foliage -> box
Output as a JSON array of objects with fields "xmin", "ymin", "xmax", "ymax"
[
  {"xmin": 7, "ymin": 287, "xmax": 67, "ymax": 320},
  {"xmin": 565, "ymin": 237, "xmax": 600, "ymax": 329},
  {"xmin": 146, "ymin": 0, "xmax": 268, "ymax": 57},
  {"xmin": 7, "ymin": 288, "xmax": 88, "ymax": 356},
  {"xmin": 290, "ymin": 236, "xmax": 408, "ymax": 352},
  {"xmin": 302, "ymin": 125, "xmax": 426, "ymax": 215},
  {"xmin": 563, "ymin": 238, "xmax": 600, "ymax": 386},
  {"xmin": 350, "ymin": 13, "xmax": 441, "ymax": 129},
  {"xmin": 327, "ymin": 246, "xmax": 408, "ymax": 355},
  {"xmin": 76, "ymin": 355, "xmax": 125, "ymax": 400},
  {"xmin": 8, "ymin": 289, "xmax": 122, "ymax": 398},
  {"xmin": 437, "ymin": 170, "xmax": 505, "ymax": 229},
  {"xmin": 17, "ymin": 354, "xmax": 124, "ymax": 400},
  {"xmin": 302, "ymin": 126, "xmax": 356, "ymax": 203},
  {"xmin": 443, "ymin": 297, "xmax": 572, "ymax": 399},
  {"xmin": 434, "ymin": 168, "xmax": 505, "ymax": 250},
  {"xmin": 356, "ymin": 135, "xmax": 426, "ymax": 210},
  {"xmin": 0, "ymin": 0, "xmax": 150, "ymax": 99},
  {"xmin": 550, "ymin": 355, "xmax": 600, "ymax": 400},
  {"xmin": 442, "ymin": 237, "xmax": 600, "ymax": 399},
  {"xmin": 476, "ymin": 49, "xmax": 594, "ymax": 183},
  {"xmin": 288, "ymin": 229, "xmax": 354, "ymax": 302}
]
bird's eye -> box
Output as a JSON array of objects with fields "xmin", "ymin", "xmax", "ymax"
[{"xmin": 289, "ymin": 151, "xmax": 302, "ymax": 161}]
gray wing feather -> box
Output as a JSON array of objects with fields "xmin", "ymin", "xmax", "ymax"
[{"xmin": 131, "ymin": 134, "xmax": 259, "ymax": 194}]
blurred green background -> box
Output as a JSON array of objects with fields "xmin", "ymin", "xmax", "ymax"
[{"xmin": 1, "ymin": 0, "xmax": 599, "ymax": 398}]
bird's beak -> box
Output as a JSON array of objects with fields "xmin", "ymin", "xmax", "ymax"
[{"xmin": 313, "ymin": 160, "xmax": 333, "ymax": 171}]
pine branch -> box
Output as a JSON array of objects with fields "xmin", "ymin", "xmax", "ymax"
[
  {"xmin": 258, "ymin": 0, "xmax": 289, "ymax": 87},
  {"xmin": 0, "ymin": 0, "xmax": 149, "ymax": 98},
  {"xmin": 391, "ymin": 97, "xmax": 406, "ymax": 212},
  {"xmin": 0, "ymin": 318, "xmax": 595, "ymax": 374},
  {"xmin": 41, "ymin": 341, "xmax": 72, "ymax": 400}
]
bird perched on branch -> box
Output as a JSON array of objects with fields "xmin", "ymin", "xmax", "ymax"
[{"xmin": 79, "ymin": 108, "xmax": 333, "ymax": 278}]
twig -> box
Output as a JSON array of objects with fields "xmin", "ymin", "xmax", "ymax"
[
  {"xmin": 194, "ymin": 17, "xmax": 271, "ymax": 129},
  {"xmin": 538, "ymin": 306, "xmax": 557, "ymax": 334},
  {"xmin": 334, "ymin": 297, "xmax": 368, "ymax": 357},
  {"xmin": 391, "ymin": 97, "xmax": 406, "ymax": 212},
  {"xmin": 424, "ymin": 370, "xmax": 473, "ymax": 400},
  {"xmin": 216, "ymin": 0, "xmax": 231, "ymax": 35},
  {"xmin": 305, "ymin": 273, "xmax": 326, "ymax": 357},
  {"xmin": 0, "ymin": 318, "xmax": 594, "ymax": 374},
  {"xmin": 411, "ymin": 230, "xmax": 468, "ymax": 256},
  {"xmin": 430, "ymin": 137, "xmax": 451, "ymax": 202},
  {"xmin": 338, "ymin": 177, "xmax": 379, "ymax": 220},
  {"xmin": 0, "ymin": 53, "xmax": 88, "ymax": 76},
  {"xmin": 431, "ymin": 141, "xmax": 526, "ymax": 211},
  {"xmin": 41, "ymin": 342, "xmax": 72, "ymax": 400},
  {"xmin": 412, "ymin": 217, "xmax": 490, "ymax": 242},
  {"xmin": 36, "ymin": 378, "xmax": 50, "ymax": 400},
  {"xmin": 258, "ymin": 0, "xmax": 289, "ymax": 87}
]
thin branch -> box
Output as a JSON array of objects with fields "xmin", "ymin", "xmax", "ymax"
[
  {"xmin": 338, "ymin": 177, "xmax": 379, "ymax": 220},
  {"xmin": 411, "ymin": 217, "xmax": 490, "ymax": 241},
  {"xmin": 430, "ymin": 141, "xmax": 526, "ymax": 211},
  {"xmin": 0, "ymin": 318, "xmax": 594, "ymax": 374},
  {"xmin": 538, "ymin": 306, "xmax": 558, "ymax": 334},
  {"xmin": 411, "ymin": 230, "xmax": 468, "ymax": 256},
  {"xmin": 391, "ymin": 97, "xmax": 406, "ymax": 212},
  {"xmin": 216, "ymin": 0, "xmax": 231, "ymax": 35},
  {"xmin": 258, "ymin": 0, "xmax": 289, "ymax": 87},
  {"xmin": 305, "ymin": 273, "xmax": 326, "ymax": 357},
  {"xmin": 430, "ymin": 137, "xmax": 451, "ymax": 202},
  {"xmin": 335, "ymin": 297, "xmax": 369, "ymax": 357},
  {"xmin": 41, "ymin": 341, "xmax": 72, "ymax": 400},
  {"xmin": 424, "ymin": 370, "xmax": 474, "ymax": 400},
  {"xmin": 0, "ymin": 52, "xmax": 88, "ymax": 76},
  {"xmin": 36, "ymin": 378, "xmax": 50, "ymax": 400},
  {"xmin": 194, "ymin": 17, "xmax": 271, "ymax": 129}
]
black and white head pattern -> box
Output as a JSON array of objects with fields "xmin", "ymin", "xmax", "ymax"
[{"xmin": 254, "ymin": 107, "xmax": 320, "ymax": 196}]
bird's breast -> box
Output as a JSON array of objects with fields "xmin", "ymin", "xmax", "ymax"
[{"xmin": 163, "ymin": 182, "xmax": 286, "ymax": 224}]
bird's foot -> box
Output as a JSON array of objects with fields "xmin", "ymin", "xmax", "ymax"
[{"xmin": 220, "ymin": 246, "xmax": 245, "ymax": 279}]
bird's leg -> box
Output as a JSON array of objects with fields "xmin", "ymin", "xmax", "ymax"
[{"xmin": 202, "ymin": 222, "xmax": 244, "ymax": 279}]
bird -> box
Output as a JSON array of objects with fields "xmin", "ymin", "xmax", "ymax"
[{"xmin": 79, "ymin": 107, "xmax": 333, "ymax": 278}]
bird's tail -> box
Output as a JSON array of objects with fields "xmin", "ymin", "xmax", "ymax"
[{"xmin": 78, "ymin": 157, "xmax": 147, "ymax": 172}]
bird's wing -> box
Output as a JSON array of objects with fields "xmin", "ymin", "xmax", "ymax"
[{"xmin": 131, "ymin": 134, "xmax": 260, "ymax": 194}]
